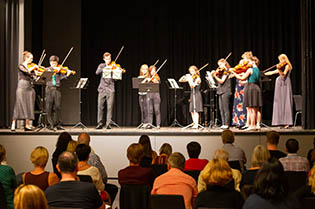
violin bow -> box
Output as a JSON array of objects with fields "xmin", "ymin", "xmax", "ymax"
[
  {"xmin": 114, "ymin": 45, "xmax": 124, "ymax": 63},
  {"xmin": 153, "ymin": 59, "xmax": 159, "ymax": 66},
  {"xmin": 149, "ymin": 59, "xmax": 167, "ymax": 81},
  {"xmin": 263, "ymin": 64, "xmax": 277, "ymax": 73},
  {"xmin": 223, "ymin": 52, "xmax": 232, "ymax": 62},
  {"xmin": 61, "ymin": 47, "xmax": 74, "ymax": 66},
  {"xmin": 38, "ymin": 49, "xmax": 46, "ymax": 66}
]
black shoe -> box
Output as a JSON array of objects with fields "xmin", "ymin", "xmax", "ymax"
[
  {"xmin": 105, "ymin": 124, "xmax": 112, "ymax": 129},
  {"xmin": 47, "ymin": 126, "xmax": 56, "ymax": 131},
  {"xmin": 56, "ymin": 126, "xmax": 65, "ymax": 130},
  {"xmin": 24, "ymin": 127, "xmax": 34, "ymax": 131},
  {"xmin": 96, "ymin": 122, "xmax": 104, "ymax": 129}
]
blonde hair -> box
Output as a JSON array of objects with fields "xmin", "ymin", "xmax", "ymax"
[
  {"xmin": 241, "ymin": 51, "xmax": 253, "ymax": 60},
  {"xmin": 23, "ymin": 51, "xmax": 33, "ymax": 61},
  {"xmin": 159, "ymin": 143, "xmax": 172, "ymax": 156},
  {"xmin": 30, "ymin": 146, "xmax": 49, "ymax": 167},
  {"xmin": 14, "ymin": 184, "xmax": 49, "ymax": 209},
  {"xmin": 251, "ymin": 145, "xmax": 270, "ymax": 167},
  {"xmin": 217, "ymin": 58, "xmax": 231, "ymax": 69},
  {"xmin": 201, "ymin": 158, "xmax": 232, "ymax": 186},
  {"xmin": 0, "ymin": 144, "xmax": 6, "ymax": 163},
  {"xmin": 66, "ymin": 140, "xmax": 78, "ymax": 153},
  {"xmin": 189, "ymin": 65, "xmax": 199, "ymax": 75},
  {"xmin": 308, "ymin": 165, "xmax": 315, "ymax": 194},
  {"xmin": 278, "ymin": 54, "xmax": 292, "ymax": 69},
  {"xmin": 213, "ymin": 149, "xmax": 229, "ymax": 161},
  {"xmin": 139, "ymin": 64, "xmax": 149, "ymax": 76}
]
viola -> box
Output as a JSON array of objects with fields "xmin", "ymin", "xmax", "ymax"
[
  {"xmin": 53, "ymin": 65, "xmax": 76, "ymax": 75},
  {"xmin": 108, "ymin": 61, "xmax": 126, "ymax": 73},
  {"xmin": 27, "ymin": 63, "xmax": 46, "ymax": 75},
  {"xmin": 232, "ymin": 60, "xmax": 252, "ymax": 74}
]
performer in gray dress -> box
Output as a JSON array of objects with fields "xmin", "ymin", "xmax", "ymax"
[
  {"xmin": 137, "ymin": 64, "xmax": 149, "ymax": 127},
  {"xmin": 265, "ymin": 54, "xmax": 293, "ymax": 128},
  {"xmin": 11, "ymin": 51, "xmax": 37, "ymax": 131}
]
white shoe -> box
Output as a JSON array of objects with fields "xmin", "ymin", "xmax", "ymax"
[
  {"xmin": 256, "ymin": 124, "xmax": 261, "ymax": 129},
  {"xmin": 220, "ymin": 125, "xmax": 229, "ymax": 129}
]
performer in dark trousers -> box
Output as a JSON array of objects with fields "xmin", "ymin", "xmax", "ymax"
[{"xmin": 138, "ymin": 64, "xmax": 149, "ymax": 126}]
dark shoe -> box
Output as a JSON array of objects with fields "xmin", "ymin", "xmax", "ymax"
[
  {"xmin": 24, "ymin": 127, "xmax": 34, "ymax": 131},
  {"xmin": 240, "ymin": 126, "xmax": 248, "ymax": 130},
  {"xmin": 105, "ymin": 124, "xmax": 112, "ymax": 129},
  {"xmin": 47, "ymin": 126, "xmax": 56, "ymax": 131},
  {"xmin": 96, "ymin": 122, "xmax": 104, "ymax": 129},
  {"xmin": 56, "ymin": 126, "xmax": 65, "ymax": 130}
]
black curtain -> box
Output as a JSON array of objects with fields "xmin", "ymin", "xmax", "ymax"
[
  {"xmin": 0, "ymin": 0, "xmax": 19, "ymax": 128},
  {"xmin": 81, "ymin": 0, "xmax": 302, "ymax": 127}
]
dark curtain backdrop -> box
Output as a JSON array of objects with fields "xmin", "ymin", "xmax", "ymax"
[
  {"xmin": 0, "ymin": 0, "xmax": 19, "ymax": 128},
  {"xmin": 81, "ymin": 0, "xmax": 302, "ymax": 127}
]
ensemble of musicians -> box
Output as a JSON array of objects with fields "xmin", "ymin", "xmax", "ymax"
[{"xmin": 10, "ymin": 50, "xmax": 294, "ymax": 131}]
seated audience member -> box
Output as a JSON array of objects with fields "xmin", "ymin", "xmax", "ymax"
[
  {"xmin": 118, "ymin": 143, "xmax": 154, "ymax": 185},
  {"xmin": 23, "ymin": 146, "xmax": 59, "ymax": 191},
  {"xmin": 14, "ymin": 184, "xmax": 49, "ymax": 209},
  {"xmin": 0, "ymin": 144, "xmax": 17, "ymax": 209},
  {"xmin": 198, "ymin": 149, "xmax": 242, "ymax": 192},
  {"xmin": 66, "ymin": 140, "xmax": 78, "ymax": 152},
  {"xmin": 243, "ymin": 158, "xmax": 291, "ymax": 209},
  {"xmin": 138, "ymin": 135, "xmax": 158, "ymax": 167},
  {"xmin": 184, "ymin": 141, "xmax": 208, "ymax": 171},
  {"xmin": 151, "ymin": 152, "xmax": 197, "ymax": 209},
  {"xmin": 51, "ymin": 132, "xmax": 72, "ymax": 178},
  {"xmin": 221, "ymin": 130, "xmax": 247, "ymax": 170},
  {"xmin": 45, "ymin": 151, "xmax": 105, "ymax": 209},
  {"xmin": 307, "ymin": 137, "xmax": 315, "ymax": 168},
  {"xmin": 279, "ymin": 138, "xmax": 310, "ymax": 172},
  {"xmin": 266, "ymin": 130, "xmax": 287, "ymax": 159},
  {"xmin": 195, "ymin": 159, "xmax": 244, "ymax": 209},
  {"xmin": 76, "ymin": 144, "xmax": 105, "ymax": 193},
  {"xmin": 155, "ymin": 143, "xmax": 172, "ymax": 164},
  {"xmin": 240, "ymin": 145, "xmax": 270, "ymax": 190}
]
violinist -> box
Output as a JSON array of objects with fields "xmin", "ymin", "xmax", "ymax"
[
  {"xmin": 264, "ymin": 54, "xmax": 293, "ymax": 129},
  {"xmin": 209, "ymin": 58, "xmax": 232, "ymax": 129},
  {"xmin": 45, "ymin": 55, "xmax": 73, "ymax": 131},
  {"xmin": 138, "ymin": 64, "xmax": 149, "ymax": 127},
  {"xmin": 11, "ymin": 51, "xmax": 37, "ymax": 131},
  {"xmin": 179, "ymin": 65, "xmax": 203, "ymax": 129}
]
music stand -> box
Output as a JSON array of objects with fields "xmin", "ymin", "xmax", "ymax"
[
  {"xmin": 71, "ymin": 78, "xmax": 88, "ymax": 129},
  {"xmin": 35, "ymin": 71, "xmax": 54, "ymax": 132},
  {"xmin": 132, "ymin": 77, "xmax": 146, "ymax": 129},
  {"xmin": 166, "ymin": 78, "xmax": 183, "ymax": 127},
  {"xmin": 139, "ymin": 82, "xmax": 160, "ymax": 129},
  {"xmin": 259, "ymin": 72, "xmax": 271, "ymax": 128},
  {"xmin": 205, "ymin": 73, "xmax": 220, "ymax": 129}
]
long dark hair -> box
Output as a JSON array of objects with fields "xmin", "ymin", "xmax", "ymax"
[
  {"xmin": 138, "ymin": 135, "xmax": 153, "ymax": 158},
  {"xmin": 53, "ymin": 132, "xmax": 72, "ymax": 158}
]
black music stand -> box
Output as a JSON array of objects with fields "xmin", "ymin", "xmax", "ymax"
[
  {"xmin": 71, "ymin": 78, "xmax": 88, "ymax": 129},
  {"xmin": 35, "ymin": 71, "xmax": 54, "ymax": 132},
  {"xmin": 166, "ymin": 78, "xmax": 183, "ymax": 127},
  {"xmin": 205, "ymin": 74, "xmax": 220, "ymax": 129},
  {"xmin": 139, "ymin": 82, "xmax": 160, "ymax": 129},
  {"xmin": 259, "ymin": 72, "xmax": 271, "ymax": 128},
  {"xmin": 132, "ymin": 77, "xmax": 146, "ymax": 129}
]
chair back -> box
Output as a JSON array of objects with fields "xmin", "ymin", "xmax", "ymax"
[
  {"xmin": 119, "ymin": 184, "xmax": 151, "ymax": 209},
  {"xmin": 0, "ymin": 181, "xmax": 6, "ymax": 209},
  {"xmin": 16, "ymin": 172, "xmax": 25, "ymax": 186},
  {"xmin": 293, "ymin": 95, "xmax": 302, "ymax": 111},
  {"xmin": 77, "ymin": 174, "xmax": 93, "ymax": 183},
  {"xmin": 284, "ymin": 171, "xmax": 308, "ymax": 194},
  {"xmin": 228, "ymin": 160, "xmax": 242, "ymax": 172},
  {"xmin": 302, "ymin": 197, "xmax": 315, "ymax": 209},
  {"xmin": 150, "ymin": 194, "xmax": 185, "ymax": 209},
  {"xmin": 184, "ymin": 170, "xmax": 201, "ymax": 183}
]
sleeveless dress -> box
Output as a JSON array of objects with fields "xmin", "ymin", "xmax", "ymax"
[
  {"xmin": 189, "ymin": 84, "xmax": 203, "ymax": 112},
  {"xmin": 231, "ymin": 79, "xmax": 247, "ymax": 126},
  {"xmin": 244, "ymin": 67, "xmax": 262, "ymax": 107}
]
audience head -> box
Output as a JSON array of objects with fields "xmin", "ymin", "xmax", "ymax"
[
  {"xmin": 66, "ymin": 140, "xmax": 78, "ymax": 153},
  {"xmin": 159, "ymin": 143, "xmax": 172, "ymax": 156},
  {"xmin": 138, "ymin": 135, "xmax": 153, "ymax": 158},
  {"xmin": 254, "ymin": 158, "xmax": 287, "ymax": 201},
  {"xmin": 14, "ymin": 184, "xmax": 49, "ymax": 209},
  {"xmin": 285, "ymin": 138, "xmax": 299, "ymax": 153},
  {"xmin": 201, "ymin": 158, "xmax": 232, "ymax": 186},
  {"xmin": 75, "ymin": 144, "xmax": 91, "ymax": 162},
  {"xmin": 221, "ymin": 130, "xmax": 235, "ymax": 144},
  {"xmin": 30, "ymin": 146, "xmax": 49, "ymax": 168},
  {"xmin": 266, "ymin": 131, "xmax": 280, "ymax": 146},
  {"xmin": 0, "ymin": 144, "xmax": 6, "ymax": 163},
  {"xmin": 187, "ymin": 141, "xmax": 202, "ymax": 158},
  {"xmin": 308, "ymin": 165, "xmax": 315, "ymax": 195},
  {"xmin": 168, "ymin": 152, "xmax": 186, "ymax": 171},
  {"xmin": 57, "ymin": 151, "xmax": 78, "ymax": 173},
  {"xmin": 251, "ymin": 145, "xmax": 270, "ymax": 168},
  {"xmin": 212, "ymin": 148, "xmax": 229, "ymax": 161},
  {"xmin": 127, "ymin": 143, "xmax": 144, "ymax": 164},
  {"xmin": 55, "ymin": 132, "xmax": 72, "ymax": 153},
  {"xmin": 77, "ymin": 132, "xmax": 91, "ymax": 145}
]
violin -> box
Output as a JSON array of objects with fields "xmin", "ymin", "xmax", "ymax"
[
  {"xmin": 192, "ymin": 72, "xmax": 200, "ymax": 79},
  {"xmin": 53, "ymin": 65, "xmax": 76, "ymax": 75},
  {"xmin": 277, "ymin": 62, "xmax": 287, "ymax": 70},
  {"xmin": 108, "ymin": 61, "xmax": 126, "ymax": 73},
  {"xmin": 232, "ymin": 60, "xmax": 252, "ymax": 74},
  {"xmin": 27, "ymin": 63, "xmax": 46, "ymax": 76}
]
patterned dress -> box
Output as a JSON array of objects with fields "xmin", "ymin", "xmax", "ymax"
[{"xmin": 231, "ymin": 79, "xmax": 247, "ymax": 127}]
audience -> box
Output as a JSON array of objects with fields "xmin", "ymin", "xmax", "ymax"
[
  {"xmin": 221, "ymin": 130, "xmax": 247, "ymax": 171},
  {"xmin": 279, "ymin": 138, "xmax": 309, "ymax": 172},
  {"xmin": 22, "ymin": 146, "xmax": 59, "ymax": 191},
  {"xmin": 266, "ymin": 131, "xmax": 287, "ymax": 159},
  {"xmin": 151, "ymin": 152, "xmax": 197, "ymax": 209},
  {"xmin": 155, "ymin": 143, "xmax": 172, "ymax": 164},
  {"xmin": 0, "ymin": 144, "xmax": 17, "ymax": 209},
  {"xmin": 184, "ymin": 141, "xmax": 208, "ymax": 171},
  {"xmin": 51, "ymin": 132, "xmax": 72, "ymax": 178},
  {"xmin": 66, "ymin": 140, "xmax": 78, "ymax": 152},
  {"xmin": 138, "ymin": 135, "xmax": 158, "ymax": 167},
  {"xmin": 14, "ymin": 184, "xmax": 49, "ymax": 209},
  {"xmin": 45, "ymin": 151, "xmax": 105, "ymax": 209},
  {"xmin": 195, "ymin": 158, "xmax": 244, "ymax": 209},
  {"xmin": 75, "ymin": 144, "xmax": 105, "ymax": 193},
  {"xmin": 307, "ymin": 137, "xmax": 315, "ymax": 168},
  {"xmin": 198, "ymin": 148, "xmax": 242, "ymax": 192},
  {"xmin": 118, "ymin": 143, "xmax": 154, "ymax": 185}
]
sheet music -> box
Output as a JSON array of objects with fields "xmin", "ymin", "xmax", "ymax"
[
  {"xmin": 167, "ymin": 78, "xmax": 180, "ymax": 89},
  {"xmin": 206, "ymin": 71, "xmax": 218, "ymax": 88},
  {"xmin": 185, "ymin": 74, "xmax": 195, "ymax": 87},
  {"xmin": 76, "ymin": 78, "xmax": 88, "ymax": 89}
]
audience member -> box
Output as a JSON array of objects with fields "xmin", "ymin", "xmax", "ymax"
[
  {"xmin": 221, "ymin": 130, "xmax": 247, "ymax": 170},
  {"xmin": 184, "ymin": 141, "xmax": 208, "ymax": 171},
  {"xmin": 151, "ymin": 152, "xmax": 197, "ymax": 209},
  {"xmin": 51, "ymin": 132, "xmax": 72, "ymax": 178},
  {"xmin": 279, "ymin": 138, "xmax": 310, "ymax": 172},
  {"xmin": 195, "ymin": 158, "xmax": 244, "ymax": 209},
  {"xmin": 45, "ymin": 151, "xmax": 105, "ymax": 209},
  {"xmin": 118, "ymin": 143, "xmax": 154, "ymax": 185},
  {"xmin": 76, "ymin": 144, "xmax": 105, "ymax": 193},
  {"xmin": 308, "ymin": 165, "xmax": 315, "ymax": 196},
  {"xmin": 243, "ymin": 158, "xmax": 291, "ymax": 209},
  {"xmin": 66, "ymin": 140, "xmax": 78, "ymax": 152},
  {"xmin": 154, "ymin": 143, "xmax": 172, "ymax": 164},
  {"xmin": 138, "ymin": 135, "xmax": 157, "ymax": 167},
  {"xmin": 0, "ymin": 144, "xmax": 17, "ymax": 209},
  {"xmin": 307, "ymin": 137, "xmax": 315, "ymax": 168},
  {"xmin": 266, "ymin": 131, "xmax": 287, "ymax": 159},
  {"xmin": 14, "ymin": 184, "xmax": 49, "ymax": 209},
  {"xmin": 23, "ymin": 146, "xmax": 59, "ymax": 191},
  {"xmin": 198, "ymin": 149, "xmax": 242, "ymax": 192}
]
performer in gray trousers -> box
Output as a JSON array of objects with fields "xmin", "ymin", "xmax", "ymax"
[{"xmin": 138, "ymin": 64, "xmax": 149, "ymax": 126}]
